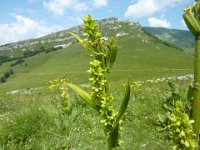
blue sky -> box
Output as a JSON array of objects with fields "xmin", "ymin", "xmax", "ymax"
[{"xmin": 0, "ymin": 0, "xmax": 193, "ymax": 45}]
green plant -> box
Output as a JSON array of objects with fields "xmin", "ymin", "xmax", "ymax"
[
  {"xmin": 68, "ymin": 15, "xmax": 130, "ymax": 150},
  {"xmin": 158, "ymin": 82, "xmax": 197, "ymax": 149},
  {"xmin": 0, "ymin": 107, "xmax": 52, "ymax": 149},
  {"xmin": 183, "ymin": 1, "xmax": 200, "ymax": 140},
  {"xmin": 49, "ymin": 77, "xmax": 69, "ymax": 112},
  {"xmin": 168, "ymin": 100, "xmax": 196, "ymax": 150},
  {"xmin": 49, "ymin": 77, "xmax": 69, "ymax": 132}
]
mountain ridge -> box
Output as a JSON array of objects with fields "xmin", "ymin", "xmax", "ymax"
[
  {"xmin": 144, "ymin": 27, "xmax": 194, "ymax": 53},
  {"xmin": 0, "ymin": 17, "xmax": 194, "ymax": 90},
  {"xmin": 0, "ymin": 17, "xmax": 183, "ymax": 57}
]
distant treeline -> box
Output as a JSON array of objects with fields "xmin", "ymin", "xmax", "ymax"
[
  {"xmin": 0, "ymin": 69, "xmax": 14, "ymax": 83},
  {"xmin": 0, "ymin": 46, "xmax": 61, "ymax": 66},
  {"xmin": 142, "ymin": 29, "xmax": 183, "ymax": 51},
  {"xmin": 10, "ymin": 59, "xmax": 25, "ymax": 67}
]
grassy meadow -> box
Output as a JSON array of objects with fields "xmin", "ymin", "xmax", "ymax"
[
  {"xmin": 0, "ymin": 17, "xmax": 196, "ymax": 149},
  {"xmin": 0, "ymin": 77, "xmax": 193, "ymax": 149}
]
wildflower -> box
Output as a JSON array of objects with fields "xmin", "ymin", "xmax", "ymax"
[{"xmin": 49, "ymin": 77, "xmax": 69, "ymax": 110}]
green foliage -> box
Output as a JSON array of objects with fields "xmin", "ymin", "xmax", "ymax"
[
  {"xmin": 0, "ymin": 56, "xmax": 10, "ymax": 64},
  {"xmin": 4, "ymin": 71, "xmax": 10, "ymax": 78},
  {"xmin": 10, "ymin": 69, "xmax": 14, "ymax": 75},
  {"xmin": 10, "ymin": 59, "xmax": 25, "ymax": 67},
  {"xmin": 0, "ymin": 107, "xmax": 53, "ymax": 149},
  {"xmin": 0, "ymin": 70, "xmax": 14, "ymax": 83},
  {"xmin": 69, "ymin": 14, "xmax": 130, "ymax": 149},
  {"xmin": 158, "ymin": 82, "xmax": 197, "ymax": 149},
  {"xmin": 113, "ymin": 82, "xmax": 130, "ymax": 129},
  {"xmin": 169, "ymin": 101, "xmax": 196, "ymax": 150},
  {"xmin": 68, "ymin": 83, "xmax": 98, "ymax": 110},
  {"xmin": 49, "ymin": 78, "xmax": 69, "ymax": 112},
  {"xmin": 0, "ymin": 78, "xmax": 194, "ymax": 149},
  {"xmin": 0, "ymin": 76, "xmax": 6, "ymax": 83}
]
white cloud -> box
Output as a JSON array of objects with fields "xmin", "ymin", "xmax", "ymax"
[
  {"xmin": 92, "ymin": 0, "xmax": 108, "ymax": 8},
  {"xmin": 14, "ymin": 8, "xmax": 37, "ymax": 15},
  {"xmin": 125, "ymin": 0, "xmax": 158, "ymax": 18},
  {"xmin": 125, "ymin": 0, "xmax": 181, "ymax": 18},
  {"xmin": 43, "ymin": 0, "xmax": 88, "ymax": 16},
  {"xmin": 0, "ymin": 15, "xmax": 64, "ymax": 45},
  {"xmin": 148, "ymin": 17, "xmax": 171, "ymax": 28},
  {"xmin": 73, "ymin": 3, "xmax": 89, "ymax": 12}
]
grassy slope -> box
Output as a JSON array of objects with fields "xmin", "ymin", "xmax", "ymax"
[
  {"xmin": 0, "ymin": 33, "xmax": 194, "ymax": 91},
  {"xmin": 144, "ymin": 27, "xmax": 194, "ymax": 53},
  {"xmin": 0, "ymin": 19, "xmax": 195, "ymax": 150}
]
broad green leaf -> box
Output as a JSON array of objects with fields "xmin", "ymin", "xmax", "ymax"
[
  {"xmin": 113, "ymin": 82, "xmax": 130, "ymax": 129},
  {"xmin": 168, "ymin": 82, "xmax": 179, "ymax": 93},
  {"xmin": 165, "ymin": 111, "xmax": 172, "ymax": 120},
  {"xmin": 69, "ymin": 32, "xmax": 102, "ymax": 55},
  {"xmin": 163, "ymin": 103, "xmax": 169, "ymax": 110},
  {"xmin": 68, "ymin": 83, "xmax": 98, "ymax": 110},
  {"xmin": 158, "ymin": 114, "xmax": 166, "ymax": 124},
  {"xmin": 184, "ymin": 140, "xmax": 190, "ymax": 147}
]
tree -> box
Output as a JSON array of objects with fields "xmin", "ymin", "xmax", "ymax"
[
  {"xmin": 4, "ymin": 72, "xmax": 10, "ymax": 78},
  {"xmin": 10, "ymin": 69, "xmax": 14, "ymax": 75},
  {"xmin": 0, "ymin": 76, "xmax": 6, "ymax": 83},
  {"xmin": 39, "ymin": 46, "xmax": 45, "ymax": 52}
]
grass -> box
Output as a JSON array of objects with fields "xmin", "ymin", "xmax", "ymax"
[
  {"xmin": 0, "ymin": 35, "xmax": 194, "ymax": 91},
  {"xmin": 0, "ymin": 78, "xmax": 193, "ymax": 149},
  {"xmin": 0, "ymin": 16, "xmax": 194, "ymax": 91},
  {"xmin": 0, "ymin": 17, "xmax": 195, "ymax": 149}
]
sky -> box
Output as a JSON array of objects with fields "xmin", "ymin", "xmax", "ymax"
[{"xmin": 0, "ymin": 0, "xmax": 194, "ymax": 45}]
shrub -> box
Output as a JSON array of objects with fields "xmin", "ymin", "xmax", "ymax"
[
  {"xmin": 10, "ymin": 69, "xmax": 14, "ymax": 75},
  {"xmin": 0, "ymin": 76, "xmax": 6, "ymax": 83},
  {"xmin": 4, "ymin": 72, "xmax": 10, "ymax": 79},
  {"xmin": 10, "ymin": 59, "xmax": 25, "ymax": 67}
]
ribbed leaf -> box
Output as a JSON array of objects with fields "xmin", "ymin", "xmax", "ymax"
[
  {"xmin": 68, "ymin": 83, "xmax": 98, "ymax": 110},
  {"xmin": 183, "ymin": 12, "xmax": 200, "ymax": 36},
  {"xmin": 168, "ymin": 82, "xmax": 179, "ymax": 94},
  {"xmin": 69, "ymin": 32, "xmax": 102, "ymax": 55},
  {"xmin": 158, "ymin": 114, "xmax": 166, "ymax": 124},
  {"xmin": 113, "ymin": 82, "xmax": 130, "ymax": 129}
]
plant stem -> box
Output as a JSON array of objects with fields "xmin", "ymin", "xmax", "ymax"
[
  {"xmin": 108, "ymin": 124, "xmax": 119, "ymax": 150},
  {"xmin": 193, "ymin": 36, "xmax": 200, "ymax": 138}
]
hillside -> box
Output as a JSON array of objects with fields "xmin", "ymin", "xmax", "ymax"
[
  {"xmin": 0, "ymin": 18, "xmax": 194, "ymax": 90},
  {"xmin": 144, "ymin": 27, "xmax": 194, "ymax": 53},
  {"xmin": 0, "ymin": 17, "xmax": 195, "ymax": 150}
]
